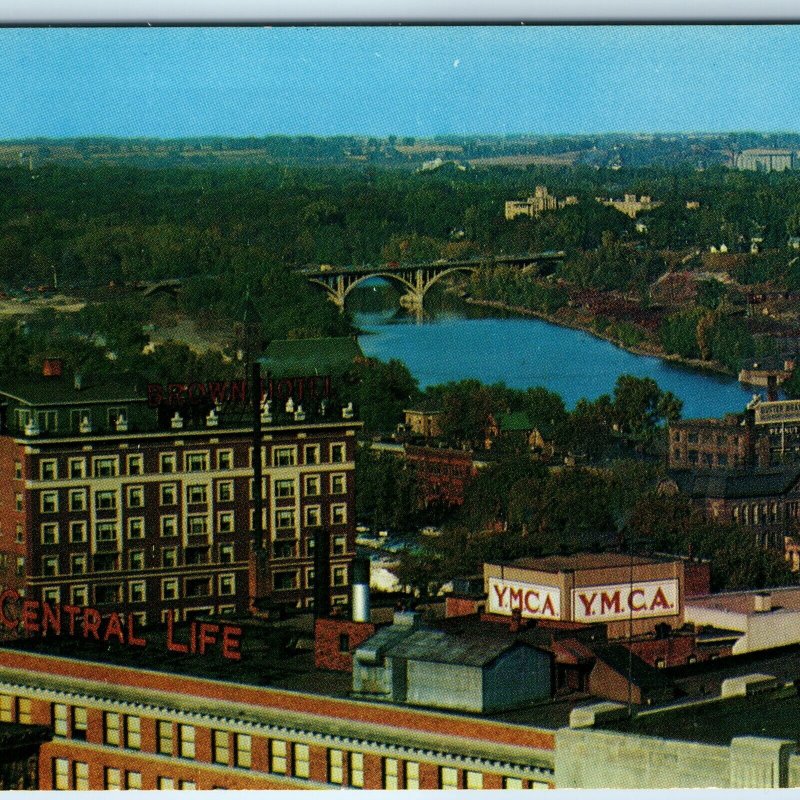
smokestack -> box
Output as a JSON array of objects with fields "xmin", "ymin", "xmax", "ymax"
[
  {"xmin": 351, "ymin": 557, "xmax": 371, "ymax": 623},
  {"xmin": 767, "ymin": 374, "xmax": 778, "ymax": 403},
  {"xmin": 313, "ymin": 528, "xmax": 331, "ymax": 619}
]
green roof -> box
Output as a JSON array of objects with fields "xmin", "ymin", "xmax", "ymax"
[
  {"xmin": 0, "ymin": 372, "xmax": 148, "ymax": 407},
  {"xmin": 500, "ymin": 411, "xmax": 535, "ymax": 432},
  {"xmin": 260, "ymin": 337, "xmax": 364, "ymax": 378}
]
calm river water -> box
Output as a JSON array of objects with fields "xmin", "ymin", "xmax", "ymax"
[{"xmin": 353, "ymin": 307, "xmax": 757, "ymax": 419}]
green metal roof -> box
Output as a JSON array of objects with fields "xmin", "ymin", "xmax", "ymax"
[
  {"xmin": 499, "ymin": 411, "xmax": 535, "ymax": 432},
  {"xmin": 260, "ymin": 337, "xmax": 364, "ymax": 378},
  {"xmin": 0, "ymin": 372, "xmax": 148, "ymax": 407}
]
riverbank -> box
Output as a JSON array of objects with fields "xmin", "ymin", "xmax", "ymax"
[{"xmin": 463, "ymin": 297, "xmax": 736, "ymax": 380}]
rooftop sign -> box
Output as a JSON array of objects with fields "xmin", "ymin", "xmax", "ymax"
[
  {"xmin": 571, "ymin": 579, "xmax": 679, "ymax": 623},
  {"xmin": 487, "ymin": 577, "xmax": 561, "ymax": 619},
  {"xmin": 754, "ymin": 399, "xmax": 800, "ymax": 426}
]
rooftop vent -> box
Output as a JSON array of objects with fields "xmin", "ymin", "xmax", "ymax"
[
  {"xmin": 285, "ymin": 397, "xmax": 295, "ymax": 414},
  {"xmin": 753, "ymin": 592, "xmax": 772, "ymax": 613},
  {"xmin": 294, "ymin": 404, "xmax": 306, "ymax": 422},
  {"xmin": 115, "ymin": 414, "xmax": 128, "ymax": 432},
  {"xmin": 260, "ymin": 400, "xmax": 272, "ymax": 424},
  {"xmin": 205, "ymin": 409, "xmax": 219, "ymax": 427},
  {"xmin": 24, "ymin": 419, "xmax": 40, "ymax": 437},
  {"xmin": 79, "ymin": 416, "xmax": 92, "ymax": 434},
  {"xmin": 170, "ymin": 412, "xmax": 183, "ymax": 430},
  {"xmin": 74, "ymin": 373, "xmax": 83, "ymax": 391},
  {"xmin": 342, "ymin": 402, "xmax": 354, "ymax": 420}
]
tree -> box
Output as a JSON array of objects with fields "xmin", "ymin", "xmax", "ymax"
[
  {"xmin": 349, "ymin": 358, "xmax": 418, "ymax": 433},
  {"xmin": 612, "ymin": 374, "xmax": 683, "ymax": 447}
]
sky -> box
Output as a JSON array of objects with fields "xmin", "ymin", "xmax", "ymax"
[{"xmin": 0, "ymin": 26, "xmax": 798, "ymax": 139}]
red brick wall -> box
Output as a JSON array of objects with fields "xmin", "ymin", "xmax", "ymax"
[
  {"xmin": 446, "ymin": 596, "xmax": 483, "ymax": 618},
  {"xmin": 313, "ymin": 618, "xmax": 376, "ymax": 671}
]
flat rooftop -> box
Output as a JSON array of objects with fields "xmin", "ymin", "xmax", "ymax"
[
  {"xmin": 602, "ymin": 684, "xmax": 800, "ymax": 746},
  {"xmin": 686, "ymin": 587, "xmax": 800, "ymax": 616},
  {"xmin": 503, "ymin": 553, "xmax": 665, "ymax": 573}
]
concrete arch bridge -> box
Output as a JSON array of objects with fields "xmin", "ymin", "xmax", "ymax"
[{"xmin": 297, "ymin": 252, "xmax": 565, "ymax": 313}]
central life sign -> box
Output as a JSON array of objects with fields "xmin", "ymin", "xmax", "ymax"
[
  {"xmin": 487, "ymin": 577, "xmax": 562, "ymax": 619},
  {"xmin": 571, "ymin": 579, "xmax": 679, "ymax": 623}
]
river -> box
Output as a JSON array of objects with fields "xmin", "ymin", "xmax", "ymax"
[{"xmin": 352, "ymin": 302, "xmax": 758, "ymax": 419}]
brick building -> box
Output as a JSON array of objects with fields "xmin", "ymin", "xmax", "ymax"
[
  {"xmin": 404, "ymin": 445, "xmax": 478, "ymax": 508},
  {"xmin": 0, "ymin": 362, "xmax": 360, "ymax": 623},
  {"xmin": 668, "ymin": 415, "xmax": 756, "ymax": 470}
]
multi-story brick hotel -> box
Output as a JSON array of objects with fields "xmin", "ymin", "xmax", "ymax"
[{"xmin": 0, "ymin": 356, "xmax": 360, "ymax": 625}]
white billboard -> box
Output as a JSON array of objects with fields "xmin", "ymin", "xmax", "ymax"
[
  {"xmin": 754, "ymin": 399, "xmax": 800, "ymax": 426},
  {"xmin": 487, "ymin": 577, "xmax": 561, "ymax": 619},
  {"xmin": 571, "ymin": 579, "xmax": 679, "ymax": 623}
]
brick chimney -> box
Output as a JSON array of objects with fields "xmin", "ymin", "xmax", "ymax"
[{"xmin": 42, "ymin": 358, "xmax": 63, "ymax": 378}]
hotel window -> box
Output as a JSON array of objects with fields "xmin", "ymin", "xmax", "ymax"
[
  {"xmin": 331, "ymin": 504, "xmax": 347, "ymax": 525},
  {"xmin": 330, "ymin": 474, "xmax": 346, "ymax": 494},
  {"xmin": 104, "ymin": 768, "xmax": 122, "ymax": 791},
  {"xmin": 93, "ymin": 457, "xmax": 117, "ymax": 478},
  {"xmin": 158, "ymin": 721, "xmax": 173, "ymax": 755},
  {"xmin": 43, "ymin": 587, "xmax": 60, "ymax": 604},
  {"xmin": 405, "ymin": 762, "xmax": 420, "ymax": 790},
  {"xmin": 162, "ymin": 579, "xmax": 179, "ymax": 600},
  {"xmin": 330, "ymin": 443, "xmax": 345, "ymax": 463},
  {"xmin": 186, "ymin": 452, "xmax": 209, "ymax": 472},
  {"xmin": 333, "ymin": 566, "xmax": 347, "ymax": 587},
  {"xmin": 305, "ymin": 568, "xmax": 315, "ymax": 588},
  {"xmin": 40, "ymin": 459, "xmax": 58, "ymax": 480},
  {"xmin": 71, "ymin": 586, "xmax": 88, "ymax": 606},
  {"xmin": 68, "ymin": 489, "xmax": 86, "ymax": 512},
  {"xmin": 71, "ymin": 554, "xmax": 87, "ymax": 575},
  {"xmin": 187, "ymin": 484, "xmax": 207, "ymax": 504},
  {"xmin": 504, "ymin": 777, "xmax": 524, "ymax": 789},
  {"xmin": 328, "ymin": 749, "xmax": 344, "ymax": 784},
  {"xmin": 187, "ymin": 515, "xmax": 208, "ymax": 536},
  {"xmin": 126, "ymin": 771, "xmax": 142, "ymax": 790},
  {"xmin": 273, "ymin": 571, "xmax": 298, "ymax": 591},
  {"xmin": 127, "ymin": 454, "xmax": 144, "ymax": 476},
  {"xmin": 304, "ymin": 506, "xmax": 321, "ymax": 527},
  {"xmin": 126, "ymin": 715, "xmax": 141, "ymax": 749},
  {"xmin": 440, "ymin": 767, "xmax": 459, "ymax": 790},
  {"xmin": 271, "ymin": 739, "xmax": 288, "ymax": 774},
  {"xmin": 158, "ymin": 778, "xmax": 174, "ymax": 790},
  {"xmin": 41, "ymin": 523, "xmax": 59, "ymax": 545},
  {"xmin": 0, "ymin": 695, "xmax": 11, "ymax": 722},
  {"xmin": 384, "ymin": 757, "xmax": 399, "ymax": 789},
  {"xmin": 95, "ymin": 491, "xmax": 117, "ymax": 510},
  {"xmin": 274, "ymin": 478, "xmax": 295, "ymax": 498},
  {"xmin": 275, "ymin": 509, "xmax": 295, "ymax": 530},
  {"xmin": 466, "ymin": 771, "xmax": 483, "ymax": 789},
  {"xmin": 531, "ymin": 781, "xmax": 550, "ymax": 789},
  {"xmin": 104, "ymin": 711, "xmax": 121, "ymax": 745},
  {"xmin": 15, "ymin": 524, "xmax": 23, "ymax": 543},
  {"xmin": 219, "ymin": 544, "xmax": 234, "ymax": 564},
  {"xmin": 161, "ymin": 516, "xmax": 178, "ymax": 538},
  {"xmin": 69, "ymin": 521, "xmax": 87, "ymax": 543},
  {"xmin": 42, "ymin": 556, "xmax": 59, "ymax": 577},
  {"xmin": 272, "ymin": 447, "xmax": 296, "ymax": 467},
  {"xmin": 15, "ymin": 493, "xmax": 22, "ymax": 512},
  {"xmin": 213, "ymin": 730, "xmax": 230, "ymax": 765},
  {"xmin": 217, "ymin": 449, "xmax": 233, "ymax": 470},
  {"xmin": 219, "ymin": 574, "xmax": 235, "ymax": 596},
  {"xmin": 53, "ymin": 758, "xmax": 70, "ymax": 790},
  {"xmin": 162, "ymin": 548, "xmax": 178, "ymax": 568},
  {"xmin": 53, "ymin": 703, "xmax": 68, "ymax": 736},
  {"xmin": 73, "ymin": 762, "xmax": 89, "ymax": 791},
  {"xmin": 179, "ymin": 724, "xmax": 196, "ymax": 759},
  {"xmin": 128, "ymin": 518, "xmax": 144, "ymax": 540},
  {"xmin": 350, "ymin": 753, "xmax": 364, "ymax": 788},
  {"xmin": 218, "ymin": 511, "xmax": 234, "ymax": 534},
  {"xmin": 160, "ymin": 483, "xmax": 177, "ymax": 505},
  {"xmin": 235, "ymin": 733, "xmax": 252, "ymax": 768},
  {"xmin": 14, "ymin": 460, "xmax": 22, "ymax": 479},
  {"xmin": 15, "ymin": 556, "xmax": 24, "ymax": 577},
  {"xmin": 96, "ymin": 521, "xmax": 117, "ymax": 542},
  {"xmin": 68, "ymin": 458, "xmax": 86, "ymax": 479},
  {"xmin": 17, "ymin": 698, "xmax": 31, "ymax": 724},
  {"xmin": 304, "ymin": 444, "xmax": 320, "ymax": 464},
  {"xmin": 72, "ymin": 707, "xmax": 87, "ymax": 740},
  {"xmin": 180, "ymin": 780, "xmax": 196, "ymax": 790},
  {"xmin": 304, "ymin": 475, "xmax": 321, "ymax": 496},
  {"xmin": 129, "ymin": 580, "xmax": 146, "ymax": 602},
  {"xmin": 127, "ymin": 486, "xmax": 144, "ymax": 508},
  {"xmin": 332, "ymin": 535, "xmax": 346, "ymax": 555},
  {"xmin": 160, "ymin": 453, "xmax": 176, "ymax": 474},
  {"xmin": 293, "ymin": 743, "xmax": 310, "ymax": 778},
  {"xmin": 217, "ymin": 480, "xmax": 234, "ymax": 502},
  {"xmin": 40, "ymin": 491, "xmax": 58, "ymax": 513}
]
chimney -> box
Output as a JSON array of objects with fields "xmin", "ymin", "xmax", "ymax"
[
  {"xmin": 351, "ymin": 557, "xmax": 371, "ymax": 623},
  {"xmin": 753, "ymin": 592, "xmax": 772, "ymax": 613},
  {"xmin": 767, "ymin": 374, "xmax": 778, "ymax": 403},
  {"xmin": 509, "ymin": 607, "xmax": 524, "ymax": 633},
  {"xmin": 42, "ymin": 358, "xmax": 63, "ymax": 378}
]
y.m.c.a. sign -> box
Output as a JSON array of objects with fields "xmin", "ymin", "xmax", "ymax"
[
  {"xmin": 571, "ymin": 579, "xmax": 679, "ymax": 623},
  {"xmin": 487, "ymin": 577, "xmax": 562, "ymax": 619}
]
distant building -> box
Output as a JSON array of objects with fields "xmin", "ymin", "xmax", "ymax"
[
  {"xmin": 596, "ymin": 194, "xmax": 663, "ymax": 219},
  {"xmin": 668, "ymin": 415, "xmax": 755, "ymax": 470},
  {"xmin": 0, "ymin": 722, "xmax": 51, "ymax": 790},
  {"xmin": 734, "ymin": 149, "xmax": 796, "ymax": 172},
  {"xmin": 404, "ymin": 445, "xmax": 478, "ymax": 508},
  {"xmin": 485, "ymin": 411, "xmax": 554, "ymax": 457},
  {"xmin": 738, "ymin": 357, "xmax": 795, "ymax": 391},
  {"xmin": 686, "ymin": 200, "xmax": 701, "ymax": 210},
  {"xmin": 403, "ymin": 407, "xmax": 444, "ymax": 439},
  {"xmin": 504, "ymin": 186, "xmax": 575, "ymax": 220}
]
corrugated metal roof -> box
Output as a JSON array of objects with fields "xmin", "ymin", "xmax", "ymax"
[
  {"xmin": 385, "ymin": 628, "xmax": 528, "ymax": 667},
  {"xmin": 670, "ymin": 467, "xmax": 800, "ymax": 499}
]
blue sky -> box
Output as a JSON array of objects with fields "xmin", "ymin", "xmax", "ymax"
[{"xmin": 0, "ymin": 26, "xmax": 797, "ymax": 138}]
